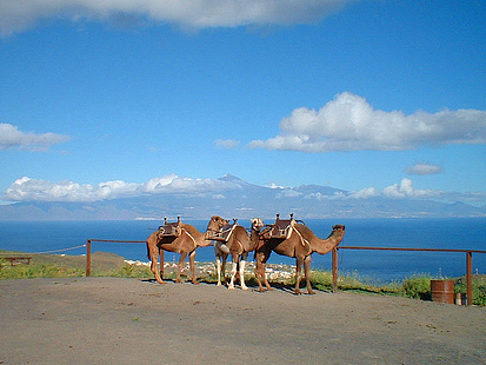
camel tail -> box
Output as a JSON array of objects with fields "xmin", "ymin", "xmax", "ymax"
[{"xmin": 146, "ymin": 242, "xmax": 152, "ymax": 261}]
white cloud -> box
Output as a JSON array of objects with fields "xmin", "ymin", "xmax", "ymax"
[
  {"xmin": 0, "ymin": 0, "xmax": 352, "ymax": 36},
  {"xmin": 406, "ymin": 163, "xmax": 443, "ymax": 175},
  {"xmin": 144, "ymin": 174, "xmax": 178, "ymax": 192},
  {"xmin": 0, "ymin": 123, "xmax": 70, "ymax": 151},
  {"xmin": 215, "ymin": 139, "xmax": 240, "ymax": 149},
  {"xmin": 299, "ymin": 179, "xmax": 436, "ymax": 200},
  {"xmin": 276, "ymin": 189, "xmax": 302, "ymax": 198},
  {"xmin": 248, "ymin": 92, "xmax": 486, "ymax": 152},
  {"xmin": 383, "ymin": 178, "xmax": 437, "ymax": 199},
  {"xmin": 4, "ymin": 174, "xmax": 242, "ymax": 202},
  {"xmin": 267, "ymin": 182, "xmax": 284, "ymax": 189},
  {"xmin": 304, "ymin": 192, "xmax": 336, "ymax": 200},
  {"xmin": 5, "ymin": 176, "xmax": 141, "ymax": 202},
  {"xmin": 348, "ymin": 187, "xmax": 379, "ymax": 199}
]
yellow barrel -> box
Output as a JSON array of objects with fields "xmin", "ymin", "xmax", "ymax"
[{"xmin": 430, "ymin": 280, "xmax": 455, "ymax": 304}]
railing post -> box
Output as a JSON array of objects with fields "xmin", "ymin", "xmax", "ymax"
[
  {"xmin": 86, "ymin": 239, "xmax": 91, "ymax": 277},
  {"xmin": 332, "ymin": 248, "xmax": 338, "ymax": 292},
  {"xmin": 466, "ymin": 251, "xmax": 472, "ymax": 306}
]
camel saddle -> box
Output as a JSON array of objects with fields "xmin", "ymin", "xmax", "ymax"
[
  {"xmin": 208, "ymin": 219, "xmax": 239, "ymax": 242},
  {"xmin": 264, "ymin": 213, "xmax": 303, "ymax": 239},
  {"xmin": 158, "ymin": 217, "xmax": 182, "ymax": 238}
]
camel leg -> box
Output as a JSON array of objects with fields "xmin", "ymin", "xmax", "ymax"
[
  {"xmin": 159, "ymin": 248, "xmax": 165, "ymax": 279},
  {"xmin": 239, "ymin": 258, "xmax": 248, "ymax": 291},
  {"xmin": 304, "ymin": 255, "xmax": 315, "ymax": 295},
  {"xmin": 228, "ymin": 256, "xmax": 238, "ymax": 290},
  {"xmin": 189, "ymin": 250, "xmax": 198, "ymax": 285},
  {"xmin": 254, "ymin": 258, "xmax": 265, "ymax": 291},
  {"xmin": 215, "ymin": 256, "xmax": 222, "ymax": 286},
  {"xmin": 255, "ymin": 251, "xmax": 273, "ymax": 292},
  {"xmin": 150, "ymin": 246, "xmax": 165, "ymax": 284},
  {"xmin": 294, "ymin": 258, "xmax": 303, "ymax": 295},
  {"xmin": 176, "ymin": 252, "xmax": 188, "ymax": 283},
  {"xmin": 221, "ymin": 254, "xmax": 227, "ymax": 286}
]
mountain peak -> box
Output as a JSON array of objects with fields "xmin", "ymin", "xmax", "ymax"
[{"xmin": 218, "ymin": 174, "xmax": 247, "ymax": 184}]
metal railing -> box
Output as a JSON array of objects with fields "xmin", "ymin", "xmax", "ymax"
[
  {"xmin": 85, "ymin": 239, "xmax": 145, "ymax": 277},
  {"xmin": 332, "ymin": 246, "xmax": 486, "ymax": 306}
]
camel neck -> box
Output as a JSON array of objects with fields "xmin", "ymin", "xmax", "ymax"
[{"xmin": 314, "ymin": 232, "xmax": 344, "ymax": 255}]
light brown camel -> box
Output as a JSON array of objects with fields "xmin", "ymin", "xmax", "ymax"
[
  {"xmin": 146, "ymin": 222, "xmax": 212, "ymax": 285},
  {"xmin": 255, "ymin": 222, "xmax": 345, "ymax": 295},
  {"xmin": 207, "ymin": 216, "xmax": 264, "ymax": 290}
]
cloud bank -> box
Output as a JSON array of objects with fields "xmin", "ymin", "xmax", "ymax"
[
  {"xmin": 0, "ymin": 123, "xmax": 70, "ymax": 151},
  {"xmin": 5, "ymin": 174, "xmax": 481, "ymax": 207},
  {"xmin": 249, "ymin": 92, "xmax": 486, "ymax": 152},
  {"xmin": 0, "ymin": 0, "xmax": 352, "ymax": 36},
  {"xmin": 4, "ymin": 174, "xmax": 242, "ymax": 202}
]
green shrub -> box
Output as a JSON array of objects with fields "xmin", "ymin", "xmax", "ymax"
[
  {"xmin": 401, "ymin": 275, "xmax": 432, "ymax": 300},
  {"xmin": 454, "ymin": 275, "xmax": 486, "ymax": 306}
]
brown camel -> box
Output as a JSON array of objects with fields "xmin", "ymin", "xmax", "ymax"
[
  {"xmin": 146, "ymin": 221, "xmax": 212, "ymax": 284},
  {"xmin": 207, "ymin": 216, "xmax": 264, "ymax": 290},
  {"xmin": 255, "ymin": 222, "xmax": 345, "ymax": 295}
]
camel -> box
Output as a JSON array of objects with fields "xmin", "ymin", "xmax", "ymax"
[
  {"xmin": 255, "ymin": 220, "xmax": 345, "ymax": 295},
  {"xmin": 207, "ymin": 216, "xmax": 264, "ymax": 290},
  {"xmin": 146, "ymin": 220, "xmax": 212, "ymax": 285}
]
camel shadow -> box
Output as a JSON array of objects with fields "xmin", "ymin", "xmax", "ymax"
[
  {"xmin": 249, "ymin": 281, "xmax": 332, "ymax": 295},
  {"xmin": 142, "ymin": 277, "xmax": 331, "ymax": 295}
]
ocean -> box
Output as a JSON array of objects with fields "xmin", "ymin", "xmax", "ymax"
[{"xmin": 1, "ymin": 218, "xmax": 485, "ymax": 283}]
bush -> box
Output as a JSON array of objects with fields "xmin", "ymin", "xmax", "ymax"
[
  {"xmin": 454, "ymin": 275, "xmax": 486, "ymax": 306},
  {"xmin": 401, "ymin": 275, "xmax": 432, "ymax": 300}
]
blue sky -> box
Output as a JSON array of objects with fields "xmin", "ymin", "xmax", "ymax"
[{"xmin": 1, "ymin": 1, "xmax": 485, "ymax": 207}]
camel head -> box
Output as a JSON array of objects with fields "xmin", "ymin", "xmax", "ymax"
[
  {"xmin": 250, "ymin": 217, "xmax": 264, "ymax": 232},
  {"xmin": 332, "ymin": 224, "xmax": 345, "ymax": 231},
  {"xmin": 206, "ymin": 216, "xmax": 230, "ymax": 235},
  {"xmin": 331, "ymin": 224, "xmax": 346, "ymax": 240}
]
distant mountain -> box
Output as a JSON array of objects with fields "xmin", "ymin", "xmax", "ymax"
[
  {"xmin": 294, "ymin": 184, "xmax": 346, "ymax": 195},
  {"xmin": 0, "ymin": 176, "xmax": 484, "ymax": 220}
]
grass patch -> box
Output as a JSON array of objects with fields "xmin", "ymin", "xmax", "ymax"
[{"xmin": 0, "ymin": 258, "xmax": 85, "ymax": 279}]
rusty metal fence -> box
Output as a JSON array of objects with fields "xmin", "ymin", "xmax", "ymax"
[
  {"xmin": 332, "ymin": 246, "xmax": 486, "ymax": 306},
  {"xmin": 85, "ymin": 239, "xmax": 145, "ymax": 277}
]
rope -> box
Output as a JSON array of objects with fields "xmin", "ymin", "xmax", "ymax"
[{"xmin": 29, "ymin": 244, "xmax": 87, "ymax": 255}]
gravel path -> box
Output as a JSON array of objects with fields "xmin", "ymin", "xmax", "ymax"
[{"xmin": 1, "ymin": 277, "xmax": 485, "ymax": 364}]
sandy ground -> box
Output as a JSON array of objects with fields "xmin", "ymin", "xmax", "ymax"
[{"xmin": 0, "ymin": 277, "xmax": 485, "ymax": 365}]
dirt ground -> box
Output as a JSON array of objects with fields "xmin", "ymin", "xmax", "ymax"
[{"xmin": 0, "ymin": 277, "xmax": 485, "ymax": 365}]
